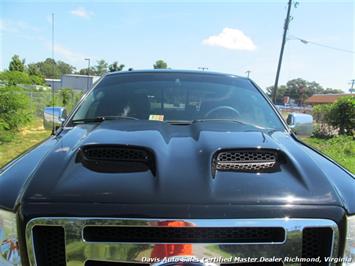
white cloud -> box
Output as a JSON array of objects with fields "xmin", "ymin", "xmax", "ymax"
[
  {"xmin": 53, "ymin": 43, "xmax": 88, "ymax": 63},
  {"xmin": 202, "ymin": 28, "xmax": 256, "ymax": 51},
  {"xmin": 0, "ymin": 19, "xmax": 40, "ymax": 33},
  {"xmin": 43, "ymin": 42, "xmax": 89, "ymax": 64},
  {"xmin": 70, "ymin": 7, "xmax": 94, "ymax": 18}
]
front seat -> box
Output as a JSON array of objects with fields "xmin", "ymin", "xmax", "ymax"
[
  {"xmin": 128, "ymin": 94, "xmax": 150, "ymax": 119},
  {"xmin": 95, "ymin": 96, "xmax": 126, "ymax": 117}
]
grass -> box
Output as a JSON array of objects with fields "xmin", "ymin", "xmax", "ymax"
[
  {"xmin": 0, "ymin": 119, "xmax": 51, "ymax": 167},
  {"xmin": 301, "ymin": 135, "xmax": 355, "ymax": 173}
]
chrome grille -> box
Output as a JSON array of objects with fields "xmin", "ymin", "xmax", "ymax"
[
  {"xmin": 214, "ymin": 150, "xmax": 278, "ymax": 173},
  {"xmin": 26, "ymin": 218, "xmax": 338, "ymax": 266}
]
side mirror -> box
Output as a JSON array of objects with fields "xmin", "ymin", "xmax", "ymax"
[
  {"xmin": 287, "ymin": 113, "xmax": 313, "ymax": 137},
  {"xmin": 43, "ymin": 107, "xmax": 67, "ymax": 130}
]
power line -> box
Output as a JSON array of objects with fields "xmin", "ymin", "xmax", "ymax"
[{"xmin": 288, "ymin": 35, "xmax": 355, "ymax": 54}]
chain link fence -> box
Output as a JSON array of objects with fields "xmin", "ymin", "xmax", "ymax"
[{"xmin": 22, "ymin": 88, "xmax": 83, "ymax": 119}]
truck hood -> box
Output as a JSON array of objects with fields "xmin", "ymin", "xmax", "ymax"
[{"xmin": 22, "ymin": 120, "xmax": 342, "ymax": 206}]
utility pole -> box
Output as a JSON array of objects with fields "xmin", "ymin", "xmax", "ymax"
[
  {"xmin": 272, "ymin": 0, "xmax": 293, "ymax": 103},
  {"xmin": 245, "ymin": 70, "xmax": 251, "ymax": 78}
]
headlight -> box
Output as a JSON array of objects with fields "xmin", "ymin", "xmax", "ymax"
[
  {"xmin": 344, "ymin": 215, "xmax": 355, "ymax": 265},
  {"xmin": 0, "ymin": 209, "xmax": 21, "ymax": 265}
]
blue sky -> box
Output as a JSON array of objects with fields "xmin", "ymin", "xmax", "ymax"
[{"xmin": 0, "ymin": 0, "xmax": 354, "ymax": 91}]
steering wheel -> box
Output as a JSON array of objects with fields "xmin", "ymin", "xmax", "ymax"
[{"xmin": 205, "ymin": 105, "xmax": 240, "ymax": 119}]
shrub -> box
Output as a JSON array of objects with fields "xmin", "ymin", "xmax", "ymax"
[
  {"xmin": 312, "ymin": 124, "xmax": 335, "ymax": 139},
  {"xmin": 312, "ymin": 104, "xmax": 336, "ymax": 138},
  {"xmin": 328, "ymin": 96, "xmax": 355, "ymax": 136},
  {"xmin": 313, "ymin": 104, "xmax": 332, "ymax": 123},
  {"xmin": 59, "ymin": 88, "xmax": 74, "ymax": 106},
  {"xmin": 0, "ymin": 86, "xmax": 32, "ymax": 142},
  {"xmin": 312, "ymin": 96, "xmax": 354, "ymax": 137},
  {"xmin": 55, "ymin": 88, "xmax": 83, "ymax": 113},
  {"xmin": 30, "ymin": 75, "xmax": 45, "ymax": 85},
  {"xmin": 0, "ymin": 71, "xmax": 44, "ymax": 86}
]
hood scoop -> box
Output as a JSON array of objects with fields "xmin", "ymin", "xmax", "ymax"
[
  {"xmin": 76, "ymin": 144, "xmax": 156, "ymax": 175},
  {"xmin": 212, "ymin": 149, "xmax": 281, "ymax": 176}
]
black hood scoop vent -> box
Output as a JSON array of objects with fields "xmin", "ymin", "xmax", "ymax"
[
  {"xmin": 212, "ymin": 149, "xmax": 282, "ymax": 176},
  {"xmin": 76, "ymin": 145, "xmax": 156, "ymax": 175}
]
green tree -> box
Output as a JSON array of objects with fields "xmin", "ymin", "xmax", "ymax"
[
  {"xmin": 286, "ymin": 78, "xmax": 310, "ymax": 105},
  {"xmin": 9, "ymin": 55, "xmax": 25, "ymax": 72},
  {"xmin": 35, "ymin": 58, "xmax": 61, "ymax": 78},
  {"xmin": 266, "ymin": 85, "xmax": 288, "ymax": 104},
  {"xmin": 108, "ymin": 61, "xmax": 125, "ymax": 72},
  {"xmin": 77, "ymin": 67, "xmax": 96, "ymax": 75},
  {"xmin": 267, "ymin": 79, "xmax": 343, "ymax": 106},
  {"xmin": 324, "ymin": 88, "xmax": 344, "ymax": 94},
  {"xmin": 307, "ymin": 81, "xmax": 324, "ymax": 95},
  {"xmin": 153, "ymin": 60, "xmax": 168, "ymax": 69},
  {"xmin": 29, "ymin": 58, "xmax": 76, "ymax": 78},
  {"xmin": 27, "ymin": 63, "xmax": 42, "ymax": 76},
  {"xmin": 57, "ymin": 60, "xmax": 75, "ymax": 75},
  {"xmin": 95, "ymin": 59, "xmax": 108, "ymax": 75}
]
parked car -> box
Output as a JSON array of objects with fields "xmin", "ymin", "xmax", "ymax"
[
  {"xmin": 43, "ymin": 106, "xmax": 67, "ymax": 130},
  {"xmin": 0, "ymin": 70, "xmax": 354, "ymax": 266}
]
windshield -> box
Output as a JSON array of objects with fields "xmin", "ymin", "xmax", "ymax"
[{"xmin": 71, "ymin": 72, "xmax": 285, "ymax": 130}]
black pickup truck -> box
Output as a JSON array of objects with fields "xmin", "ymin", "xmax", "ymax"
[{"xmin": 0, "ymin": 70, "xmax": 354, "ymax": 266}]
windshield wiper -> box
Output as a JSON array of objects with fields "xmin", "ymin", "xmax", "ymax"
[
  {"xmin": 164, "ymin": 120, "xmax": 194, "ymax": 125},
  {"xmin": 192, "ymin": 118, "xmax": 247, "ymax": 125},
  {"xmin": 164, "ymin": 118, "xmax": 263, "ymax": 128},
  {"xmin": 71, "ymin": 116, "xmax": 139, "ymax": 124},
  {"xmin": 192, "ymin": 118, "xmax": 267, "ymax": 129}
]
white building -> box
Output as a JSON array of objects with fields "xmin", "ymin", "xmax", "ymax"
[{"xmin": 45, "ymin": 74, "xmax": 101, "ymax": 91}]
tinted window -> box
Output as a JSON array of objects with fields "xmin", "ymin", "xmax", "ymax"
[{"xmin": 72, "ymin": 72, "xmax": 284, "ymax": 130}]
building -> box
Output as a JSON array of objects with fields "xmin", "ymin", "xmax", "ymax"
[
  {"xmin": 61, "ymin": 74, "xmax": 101, "ymax": 91},
  {"xmin": 45, "ymin": 79, "xmax": 61, "ymax": 90},
  {"xmin": 305, "ymin": 93, "xmax": 353, "ymax": 106},
  {"xmin": 45, "ymin": 74, "xmax": 101, "ymax": 91}
]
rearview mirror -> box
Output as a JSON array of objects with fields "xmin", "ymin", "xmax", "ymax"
[{"xmin": 286, "ymin": 113, "xmax": 313, "ymax": 137}]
